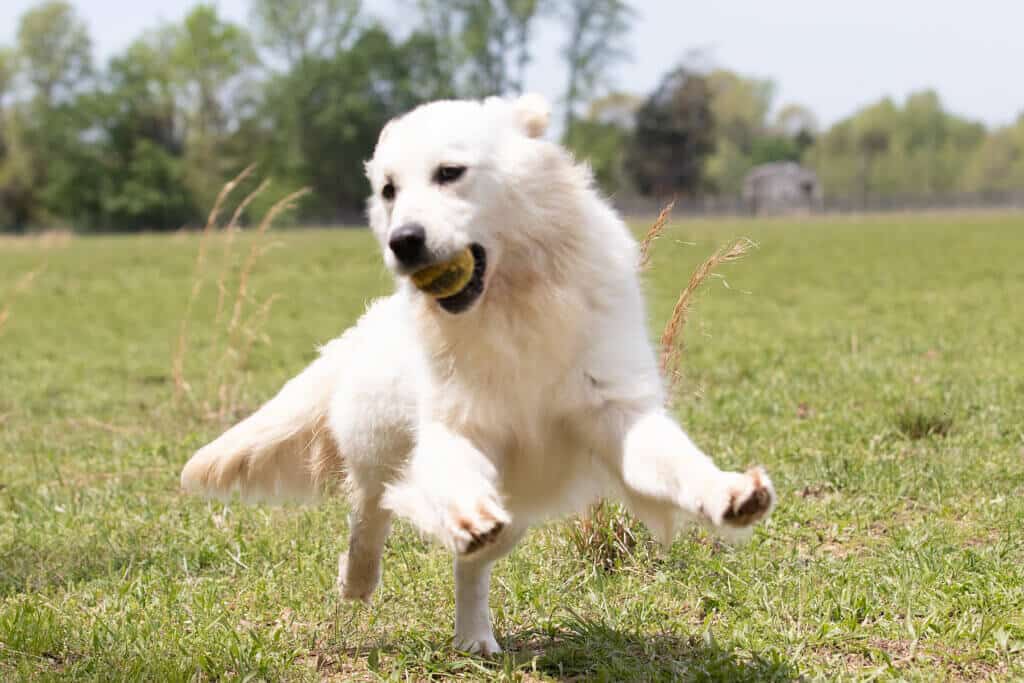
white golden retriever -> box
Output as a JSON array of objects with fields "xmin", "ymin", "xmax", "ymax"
[{"xmin": 181, "ymin": 94, "xmax": 776, "ymax": 655}]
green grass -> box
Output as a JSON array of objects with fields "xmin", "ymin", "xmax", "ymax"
[{"xmin": 2, "ymin": 212, "xmax": 1023, "ymax": 681}]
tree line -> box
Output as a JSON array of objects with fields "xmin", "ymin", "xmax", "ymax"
[{"xmin": 1, "ymin": 0, "xmax": 1022, "ymax": 232}]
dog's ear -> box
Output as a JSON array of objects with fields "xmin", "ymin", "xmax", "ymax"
[{"xmin": 512, "ymin": 93, "xmax": 550, "ymax": 139}]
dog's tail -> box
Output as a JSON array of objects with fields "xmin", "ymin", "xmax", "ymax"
[{"xmin": 180, "ymin": 338, "xmax": 347, "ymax": 502}]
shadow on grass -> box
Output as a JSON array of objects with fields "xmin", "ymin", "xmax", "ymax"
[
  {"xmin": 512, "ymin": 615, "xmax": 796, "ymax": 682},
  {"xmin": 324, "ymin": 613, "xmax": 797, "ymax": 682}
]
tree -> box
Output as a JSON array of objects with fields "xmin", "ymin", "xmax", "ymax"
[
  {"xmin": 0, "ymin": 47, "xmax": 16, "ymax": 107},
  {"xmin": 412, "ymin": 0, "xmax": 548, "ymax": 97},
  {"xmin": 804, "ymin": 91, "xmax": 986, "ymax": 199},
  {"xmin": 251, "ymin": 26, "xmax": 451, "ymax": 222},
  {"xmin": 626, "ymin": 67, "xmax": 715, "ymax": 197},
  {"xmin": 15, "ymin": 1, "xmax": 92, "ymax": 107},
  {"xmin": 774, "ymin": 103, "xmax": 817, "ymax": 155},
  {"xmin": 560, "ymin": 0, "xmax": 633, "ymax": 132},
  {"xmin": 460, "ymin": 0, "xmax": 546, "ymax": 94},
  {"xmin": 92, "ymin": 34, "xmax": 193, "ymax": 231},
  {"xmin": 702, "ymin": 69, "xmax": 780, "ymax": 194},
  {"xmin": 961, "ymin": 115, "xmax": 1024, "ymax": 193},
  {"xmin": 706, "ymin": 69, "xmax": 773, "ymax": 153},
  {"xmin": 0, "ymin": 107, "xmax": 37, "ymax": 231},
  {"xmin": 249, "ymin": 0, "xmax": 361, "ymax": 68},
  {"xmin": 4, "ymin": 2, "xmax": 95, "ymax": 230},
  {"xmin": 564, "ymin": 93, "xmax": 639, "ymax": 193},
  {"xmin": 171, "ymin": 5, "xmax": 258, "ymax": 210}
]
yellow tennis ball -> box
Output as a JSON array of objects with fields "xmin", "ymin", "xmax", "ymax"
[{"xmin": 410, "ymin": 247, "xmax": 476, "ymax": 298}]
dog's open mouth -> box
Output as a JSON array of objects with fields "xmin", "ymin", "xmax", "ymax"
[{"xmin": 436, "ymin": 244, "xmax": 486, "ymax": 314}]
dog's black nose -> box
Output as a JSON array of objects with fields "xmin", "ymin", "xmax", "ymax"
[{"xmin": 389, "ymin": 223, "xmax": 428, "ymax": 267}]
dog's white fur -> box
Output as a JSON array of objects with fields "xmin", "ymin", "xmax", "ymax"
[{"xmin": 181, "ymin": 95, "xmax": 776, "ymax": 655}]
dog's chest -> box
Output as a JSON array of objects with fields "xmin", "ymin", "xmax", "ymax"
[{"xmin": 435, "ymin": 357, "xmax": 593, "ymax": 474}]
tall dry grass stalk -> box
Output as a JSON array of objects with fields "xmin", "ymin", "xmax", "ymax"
[
  {"xmin": 637, "ymin": 199, "xmax": 675, "ymax": 270},
  {"xmin": 172, "ymin": 167, "xmax": 309, "ymax": 421},
  {"xmin": 659, "ymin": 237, "xmax": 755, "ymax": 396},
  {"xmin": 172, "ymin": 164, "xmax": 256, "ymax": 397},
  {"xmin": 0, "ymin": 265, "xmax": 46, "ymax": 334}
]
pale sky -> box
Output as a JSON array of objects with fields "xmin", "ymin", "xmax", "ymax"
[{"xmin": 2, "ymin": 0, "xmax": 1021, "ymax": 129}]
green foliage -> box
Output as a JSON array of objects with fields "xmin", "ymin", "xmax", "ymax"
[
  {"xmin": 702, "ymin": 70, "xmax": 816, "ymax": 194},
  {"xmin": 0, "ymin": 109, "xmax": 37, "ymax": 231},
  {"xmin": 172, "ymin": 5, "xmax": 259, "ymax": 212},
  {"xmin": 93, "ymin": 35, "xmax": 193, "ymax": 231},
  {"xmin": 804, "ymin": 90, "xmax": 989, "ymax": 198},
  {"xmin": 2, "ymin": 215, "xmax": 1023, "ymax": 679},
  {"xmin": 960, "ymin": 115, "xmax": 1024, "ymax": 193},
  {"xmin": 0, "ymin": 47, "xmax": 16, "ymax": 105},
  {"xmin": 1, "ymin": 1, "xmax": 1023, "ymax": 231},
  {"xmin": 563, "ymin": 94, "xmax": 639, "ymax": 194},
  {"xmin": 565, "ymin": 118, "xmax": 628, "ymax": 193},
  {"xmin": 251, "ymin": 26, "xmax": 451, "ymax": 221},
  {"xmin": 559, "ymin": 0, "xmax": 634, "ymax": 130},
  {"xmin": 706, "ymin": 69, "xmax": 774, "ymax": 153},
  {"xmin": 3, "ymin": 0, "xmax": 627, "ymax": 231},
  {"xmin": 249, "ymin": 0, "xmax": 361, "ymax": 67},
  {"xmin": 626, "ymin": 67, "xmax": 716, "ymax": 196},
  {"xmin": 15, "ymin": 0, "xmax": 92, "ymax": 106},
  {"xmin": 412, "ymin": 0, "xmax": 550, "ymax": 97}
]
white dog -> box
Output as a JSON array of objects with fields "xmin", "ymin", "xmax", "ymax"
[{"xmin": 181, "ymin": 94, "xmax": 775, "ymax": 655}]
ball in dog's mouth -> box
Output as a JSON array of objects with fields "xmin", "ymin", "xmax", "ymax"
[{"xmin": 410, "ymin": 244, "xmax": 487, "ymax": 314}]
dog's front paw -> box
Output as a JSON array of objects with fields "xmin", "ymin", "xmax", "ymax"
[
  {"xmin": 723, "ymin": 467, "xmax": 775, "ymax": 527},
  {"xmin": 446, "ymin": 494, "xmax": 510, "ymax": 555},
  {"xmin": 382, "ymin": 479, "xmax": 511, "ymax": 554},
  {"xmin": 455, "ymin": 631, "xmax": 502, "ymax": 656},
  {"xmin": 702, "ymin": 467, "xmax": 776, "ymax": 532}
]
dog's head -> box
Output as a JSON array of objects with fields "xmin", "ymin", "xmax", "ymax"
[{"xmin": 365, "ymin": 94, "xmax": 552, "ymax": 314}]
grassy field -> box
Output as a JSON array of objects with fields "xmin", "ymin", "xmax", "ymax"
[{"xmin": 1, "ymin": 213, "xmax": 1023, "ymax": 681}]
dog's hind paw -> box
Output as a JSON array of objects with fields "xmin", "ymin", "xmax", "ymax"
[{"xmin": 336, "ymin": 551, "xmax": 381, "ymax": 603}]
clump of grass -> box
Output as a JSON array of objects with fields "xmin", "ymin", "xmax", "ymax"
[
  {"xmin": 172, "ymin": 167, "xmax": 309, "ymax": 421},
  {"xmin": 0, "ymin": 265, "xmax": 45, "ymax": 334},
  {"xmin": 895, "ymin": 409, "xmax": 953, "ymax": 440},
  {"xmin": 566, "ymin": 501, "xmax": 645, "ymax": 571}
]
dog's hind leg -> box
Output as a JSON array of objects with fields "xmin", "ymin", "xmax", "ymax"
[{"xmin": 338, "ymin": 489, "xmax": 392, "ymax": 602}]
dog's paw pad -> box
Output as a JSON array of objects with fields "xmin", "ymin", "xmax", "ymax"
[
  {"xmin": 449, "ymin": 498, "xmax": 509, "ymax": 555},
  {"xmin": 722, "ymin": 467, "xmax": 775, "ymax": 528},
  {"xmin": 462, "ymin": 519, "xmax": 505, "ymax": 554}
]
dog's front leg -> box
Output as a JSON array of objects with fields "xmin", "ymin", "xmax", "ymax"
[
  {"xmin": 453, "ymin": 523, "xmax": 526, "ymax": 655},
  {"xmin": 382, "ymin": 422, "xmax": 510, "ymax": 555},
  {"xmin": 609, "ymin": 409, "xmax": 776, "ymax": 538}
]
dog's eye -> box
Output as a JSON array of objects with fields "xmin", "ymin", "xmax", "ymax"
[
  {"xmin": 382, "ymin": 181, "xmax": 396, "ymax": 201},
  {"xmin": 434, "ymin": 165, "xmax": 466, "ymax": 185}
]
